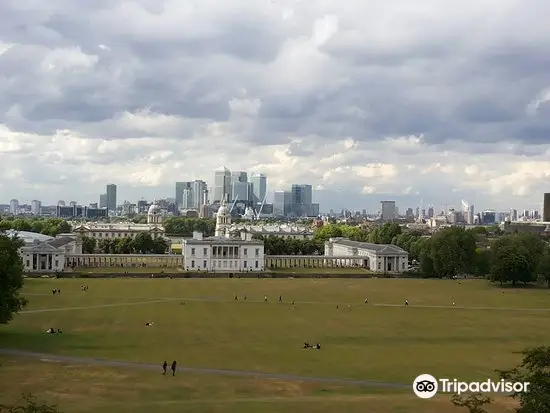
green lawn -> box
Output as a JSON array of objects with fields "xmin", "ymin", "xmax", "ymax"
[{"xmin": 1, "ymin": 278, "xmax": 549, "ymax": 413}]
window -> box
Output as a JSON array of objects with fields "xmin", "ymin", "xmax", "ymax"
[
  {"xmin": 255, "ymin": 248, "xmax": 259, "ymax": 257},
  {"xmin": 191, "ymin": 260, "xmax": 195, "ymax": 268},
  {"xmin": 255, "ymin": 260, "xmax": 259, "ymax": 268},
  {"xmin": 244, "ymin": 261, "xmax": 247, "ymax": 268},
  {"xmin": 402, "ymin": 262, "xmax": 406, "ymax": 269},
  {"xmin": 203, "ymin": 248, "xmax": 207, "ymax": 255},
  {"xmin": 243, "ymin": 248, "xmax": 248, "ymax": 256},
  {"xmin": 55, "ymin": 260, "xmax": 59, "ymax": 267},
  {"xmin": 191, "ymin": 248, "xmax": 195, "ymax": 255},
  {"xmin": 203, "ymin": 260, "xmax": 207, "ymax": 268},
  {"xmin": 26, "ymin": 260, "xmax": 30, "ymax": 267},
  {"xmin": 378, "ymin": 262, "xmax": 381, "ymax": 270}
]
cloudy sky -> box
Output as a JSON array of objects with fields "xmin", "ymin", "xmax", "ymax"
[{"xmin": 1, "ymin": 0, "xmax": 550, "ymax": 212}]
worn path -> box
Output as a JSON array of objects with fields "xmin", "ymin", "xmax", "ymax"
[{"xmin": 0, "ymin": 348, "xmax": 408, "ymax": 390}]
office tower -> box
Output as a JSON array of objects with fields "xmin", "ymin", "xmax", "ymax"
[
  {"xmin": 250, "ymin": 172, "xmax": 267, "ymax": 203},
  {"xmin": 192, "ymin": 180, "xmax": 207, "ymax": 208},
  {"xmin": 231, "ymin": 171, "xmax": 249, "ymax": 202},
  {"xmin": 544, "ymin": 194, "xmax": 550, "ymax": 222},
  {"xmin": 510, "ymin": 208, "xmax": 518, "ymax": 221},
  {"xmin": 273, "ymin": 190, "xmax": 292, "ymax": 217},
  {"xmin": 9, "ymin": 199, "xmax": 19, "ymax": 215},
  {"xmin": 291, "ymin": 184, "xmax": 313, "ymax": 217},
  {"xmin": 182, "ymin": 188, "xmax": 193, "ymax": 209},
  {"xmin": 57, "ymin": 200, "xmax": 66, "ymax": 206},
  {"xmin": 213, "ymin": 167, "xmax": 231, "ymax": 202},
  {"xmin": 99, "ymin": 194, "xmax": 107, "ymax": 209},
  {"xmin": 106, "ymin": 184, "xmax": 117, "ymax": 212},
  {"xmin": 69, "ymin": 201, "xmax": 77, "ymax": 207},
  {"xmin": 380, "ymin": 201, "xmax": 397, "ymax": 221},
  {"xmin": 468, "ymin": 204, "xmax": 475, "ymax": 224},
  {"xmin": 175, "ymin": 181, "xmax": 192, "ymax": 208},
  {"xmin": 31, "ymin": 200, "xmax": 41, "ymax": 215}
]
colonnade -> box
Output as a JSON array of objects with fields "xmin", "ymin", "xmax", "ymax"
[
  {"xmin": 65, "ymin": 254, "xmax": 183, "ymax": 268},
  {"xmin": 265, "ymin": 255, "xmax": 368, "ymax": 268}
]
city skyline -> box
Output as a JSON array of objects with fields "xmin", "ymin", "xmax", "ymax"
[{"xmin": 1, "ymin": 1, "xmax": 550, "ymax": 211}]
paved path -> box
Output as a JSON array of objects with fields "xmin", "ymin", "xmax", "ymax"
[
  {"xmin": 22, "ymin": 293, "xmax": 550, "ymax": 313},
  {"xmin": 0, "ymin": 348, "xmax": 408, "ymax": 390}
]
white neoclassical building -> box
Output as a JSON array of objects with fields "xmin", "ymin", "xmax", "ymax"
[
  {"xmin": 6, "ymin": 230, "xmax": 83, "ymax": 273},
  {"xmin": 183, "ymin": 197, "xmax": 265, "ymax": 272},
  {"xmin": 72, "ymin": 200, "xmax": 165, "ymax": 240},
  {"xmin": 324, "ymin": 237, "xmax": 409, "ymax": 273}
]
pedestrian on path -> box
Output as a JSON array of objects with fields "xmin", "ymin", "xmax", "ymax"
[
  {"xmin": 171, "ymin": 360, "xmax": 177, "ymax": 376},
  {"xmin": 162, "ymin": 361, "xmax": 167, "ymax": 375}
]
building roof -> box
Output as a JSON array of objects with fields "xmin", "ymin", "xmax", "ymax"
[
  {"xmin": 73, "ymin": 224, "xmax": 164, "ymax": 232},
  {"xmin": 4, "ymin": 230, "xmax": 54, "ymax": 244},
  {"xmin": 328, "ymin": 238, "xmax": 408, "ymax": 255},
  {"xmin": 47, "ymin": 237, "xmax": 76, "ymax": 248},
  {"xmin": 183, "ymin": 236, "xmax": 263, "ymax": 245}
]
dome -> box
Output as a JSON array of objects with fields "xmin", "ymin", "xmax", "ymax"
[
  {"xmin": 217, "ymin": 204, "xmax": 229, "ymax": 215},
  {"xmin": 148, "ymin": 202, "xmax": 161, "ymax": 214}
]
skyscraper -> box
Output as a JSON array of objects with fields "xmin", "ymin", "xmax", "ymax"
[
  {"xmin": 31, "ymin": 200, "xmax": 41, "ymax": 215},
  {"xmin": 273, "ymin": 190, "xmax": 292, "ymax": 216},
  {"xmin": 380, "ymin": 201, "xmax": 397, "ymax": 221},
  {"xmin": 106, "ymin": 184, "xmax": 117, "ymax": 213},
  {"xmin": 291, "ymin": 184, "xmax": 313, "ymax": 217},
  {"xmin": 99, "ymin": 194, "xmax": 107, "ymax": 209},
  {"xmin": 544, "ymin": 193, "xmax": 550, "ymax": 222},
  {"xmin": 213, "ymin": 167, "xmax": 231, "ymax": 202},
  {"xmin": 175, "ymin": 181, "xmax": 192, "ymax": 208},
  {"xmin": 250, "ymin": 172, "xmax": 267, "ymax": 203},
  {"xmin": 9, "ymin": 199, "xmax": 19, "ymax": 215},
  {"xmin": 231, "ymin": 171, "xmax": 249, "ymax": 202},
  {"xmin": 192, "ymin": 180, "xmax": 207, "ymax": 208}
]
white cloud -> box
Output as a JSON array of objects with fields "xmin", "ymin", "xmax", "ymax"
[{"xmin": 1, "ymin": 0, "xmax": 550, "ymax": 211}]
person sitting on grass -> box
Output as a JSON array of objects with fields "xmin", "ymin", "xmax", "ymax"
[{"xmin": 303, "ymin": 341, "xmax": 310, "ymax": 349}]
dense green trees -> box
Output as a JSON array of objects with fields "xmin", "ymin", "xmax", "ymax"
[
  {"xmin": 163, "ymin": 217, "xmax": 216, "ymax": 236},
  {"xmin": 0, "ymin": 218, "xmax": 71, "ymax": 237},
  {"xmin": 81, "ymin": 234, "xmax": 169, "ymax": 254},
  {"xmin": 498, "ymin": 346, "xmax": 550, "ymax": 413},
  {"xmin": 258, "ymin": 236, "xmax": 324, "ymax": 255},
  {"xmin": 0, "ymin": 234, "xmax": 28, "ymax": 324}
]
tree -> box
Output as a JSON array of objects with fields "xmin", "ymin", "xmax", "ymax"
[
  {"xmin": 132, "ymin": 233, "xmax": 154, "ymax": 254},
  {"xmin": 450, "ymin": 393, "xmax": 492, "ymax": 413},
  {"xmin": 0, "ymin": 393, "xmax": 61, "ymax": 412},
  {"xmin": 498, "ymin": 346, "xmax": 550, "ymax": 413},
  {"xmin": 80, "ymin": 236, "xmax": 97, "ymax": 254},
  {"xmin": 0, "ymin": 234, "xmax": 28, "ymax": 324},
  {"xmin": 537, "ymin": 247, "xmax": 550, "ymax": 288},
  {"xmin": 151, "ymin": 237, "xmax": 169, "ymax": 254}
]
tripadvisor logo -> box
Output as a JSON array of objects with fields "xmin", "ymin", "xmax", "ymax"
[{"xmin": 413, "ymin": 374, "xmax": 530, "ymax": 399}]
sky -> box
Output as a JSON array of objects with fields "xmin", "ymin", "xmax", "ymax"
[{"xmin": 1, "ymin": 0, "xmax": 550, "ymax": 213}]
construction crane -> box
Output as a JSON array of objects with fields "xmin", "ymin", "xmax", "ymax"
[
  {"xmin": 255, "ymin": 194, "xmax": 268, "ymax": 220},
  {"xmin": 229, "ymin": 196, "xmax": 238, "ymax": 214}
]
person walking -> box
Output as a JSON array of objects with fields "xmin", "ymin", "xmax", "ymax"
[
  {"xmin": 162, "ymin": 361, "xmax": 167, "ymax": 375},
  {"xmin": 171, "ymin": 360, "xmax": 177, "ymax": 376}
]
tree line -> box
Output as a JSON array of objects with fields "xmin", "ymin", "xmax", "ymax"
[
  {"xmin": 81, "ymin": 233, "xmax": 169, "ymax": 254},
  {"xmin": 0, "ymin": 217, "xmax": 71, "ymax": 237}
]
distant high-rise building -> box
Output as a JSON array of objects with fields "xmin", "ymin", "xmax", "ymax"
[
  {"xmin": 544, "ymin": 194, "xmax": 550, "ymax": 222},
  {"xmin": 467, "ymin": 204, "xmax": 475, "ymax": 224},
  {"xmin": 9, "ymin": 199, "xmax": 19, "ymax": 215},
  {"xmin": 69, "ymin": 201, "xmax": 77, "ymax": 207},
  {"xmin": 99, "ymin": 194, "xmax": 107, "ymax": 209},
  {"xmin": 380, "ymin": 201, "xmax": 397, "ymax": 221},
  {"xmin": 273, "ymin": 190, "xmax": 292, "ymax": 216},
  {"xmin": 250, "ymin": 173, "xmax": 267, "ymax": 203},
  {"xmin": 192, "ymin": 180, "xmax": 207, "ymax": 208},
  {"xmin": 182, "ymin": 188, "xmax": 193, "ymax": 209},
  {"xmin": 510, "ymin": 208, "xmax": 518, "ymax": 221},
  {"xmin": 231, "ymin": 171, "xmax": 249, "ymax": 202},
  {"xmin": 427, "ymin": 206, "xmax": 434, "ymax": 218},
  {"xmin": 31, "ymin": 200, "xmax": 41, "ymax": 215},
  {"xmin": 291, "ymin": 184, "xmax": 313, "ymax": 217},
  {"xmin": 175, "ymin": 181, "xmax": 192, "ymax": 208},
  {"xmin": 106, "ymin": 184, "xmax": 117, "ymax": 212},
  {"xmin": 58, "ymin": 200, "xmax": 65, "ymax": 206},
  {"xmin": 213, "ymin": 167, "xmax": 231, "ymax": 202}
]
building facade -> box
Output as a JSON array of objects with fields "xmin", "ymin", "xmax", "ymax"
[
  {"xmin": 182, "ymin": 197, "xmax": 265, "ymax": 272},
  {"xmin": 324, "ymin": 237, "xmax": 409, "ymax": 273}
]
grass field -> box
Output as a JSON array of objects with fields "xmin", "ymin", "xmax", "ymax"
[{"xmin": 1, "ymin": 278, "xmax": 550, "ymax": 413}]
